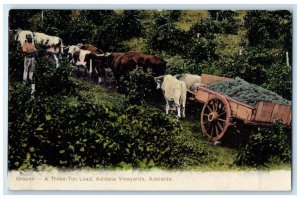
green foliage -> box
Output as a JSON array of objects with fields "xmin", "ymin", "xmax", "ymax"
[
  {"xmin": 8, "ymin": 58, "xmax": 210, "ymax": 170},
  {"xmin": 245, "ymin": 11, "xmax": 291, "ymax": 48},
  {"xmin": 122, "ymin": 68, "xmax": 157, "ymax": 105},
  {"xmin": 9, "ymin": 84, "xmax": 210, "ymax": 169},
  {"xmin": 147, "ymin": 20, "xmax": 187, "ymax": 55},
  {"xmin": 184, "ymin": 34, "xmax": 218, "ymax": 62},
  {"xmin": 262, "ymin": 63, "xmax": 292, "ymax": 100},
  {"xmin": 9, "ymin": 32, "xmax": 24, "ymax": 83},
  {"xmin": 235, "ymin": 121, "xmax": 291, "ymax": 166},
  {"xmin": 9, "ymin": 10, "xmax": 41, "ymax": 30},
  {"xmin": 34, "ymin": 57, "xmax": 74, "ymax": 96},
  {"xmin": 165, "ymin": 55, "xmax": 201, "ymax": 75}
]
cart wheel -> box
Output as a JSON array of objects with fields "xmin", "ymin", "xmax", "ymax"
[{"xmin": 200, "ymin": 95, "xmax": 231, "ymax": 141}]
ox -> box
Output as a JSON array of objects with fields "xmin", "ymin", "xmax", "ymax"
[
  {"xmin": 33, "ymin": 32, "xmax": 64, "ymax": 67},
  {"xmin": 68, "ymin": 47, "xmax": 106, "ymax": 83},
  {"xmin": 154, "ymin": 75, "xmax": 187, "ymax": 118},
  {"xmin": 80, "ymin": 44, "xmax": 104, "ymax": 55},
  {"xmin": 175, "ymin": 73, "xmax": 202, "ymax": 92},
  {"xmin": 124, "ymin": 52, "xmax": 167, "ymax": 76},
  {"xmin": 102, "ymin": 52, "xmax": 166, "ymax": 86},
  {"xmin": 15, "ymin": 30, "xmax": 64, "ymax": 68}
]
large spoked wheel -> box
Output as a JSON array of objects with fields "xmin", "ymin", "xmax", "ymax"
[{"xmin": 201, "ymin": 96, "xmax": 231, "ymax": 141}]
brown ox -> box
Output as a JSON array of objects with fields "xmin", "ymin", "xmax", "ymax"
[
  {"xmin": 103, "ymin": 52, "xmax": 166, "ymax": 85},
  {"xmin": 124, "ymin": 52, "xmax": 167, "ymax": 76},
  {"xmin": 80, "ymin": 44, "xmax": 104, "ymax": 55}
]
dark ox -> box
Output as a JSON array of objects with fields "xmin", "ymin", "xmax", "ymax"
[{"xmin": 102, "ymin": 52, "xmax": 167, "ymax": 85}]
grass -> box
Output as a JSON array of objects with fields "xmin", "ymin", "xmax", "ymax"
[
  {"xmin": 122, "ymin": 37, "xmax": 147, "ymax": 52},
  {"xmin": 176, "ymin": 10, "xmax": 209, "ymax": 31}
]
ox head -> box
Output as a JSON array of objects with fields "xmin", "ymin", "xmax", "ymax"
[{"xmin": 154, "ymin": 75, "xmax": 165, "ymax": 89}]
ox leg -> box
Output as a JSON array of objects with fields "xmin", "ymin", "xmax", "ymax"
[
  {"xmin": 181, "ymin": 104, "xmax": 186, "ymax": 118},
  {"xmin": 180, "ymin": 98, "xmax": 186, "ymax": 118},
  {"xmin": 98, "ymin": 68, "xmax": 106, "ymax": 84},
  {"xmin": 31, "ymin": 83, "xmax": 35, "ymax": 99},
  {"xmin": 89, "ymin": 59, "xmax": 93, "ymax": 77},
  {"xmin": 23, "ymin": 57, "xmax": 30, "ymax": 83},
  {"xmin": 165, "ymin": 100, "xmax": 170, "ymax": 115},
  {"xmin": 28, "ymin": 57, "xmax": 35, "ymax": 82},
  {"xmin": 176, "ymin": 105, "xmax": 181, "ymax": 118},
  {"xmin": 174, "ymin": 99, "xmax": 181, "ymax": 118},
  {"xmin": 53, "ymin": 54, "xmax": 59, "ymax": 68},
  {"xmin": 29, "ymin": 57, "xmax": 36, "ymax": 98}
]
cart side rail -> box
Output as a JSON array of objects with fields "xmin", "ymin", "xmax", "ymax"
[
  {"xmin": 201, "ymin": 74, "xmax": 232, "ymax": 85},
  {"xmin": 195, "ymin": 86, "xmax": 292, "ymax": 126},
  {"xmin": 195, "ymin": 86, "xmax": 255, "ymax": 121},
  {"xmin": 253, "ymin": 102, "xmax": 292, "ymax": 126}
]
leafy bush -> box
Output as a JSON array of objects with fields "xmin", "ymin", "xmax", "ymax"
[
  {"xmin": 235, "ymin": 121, "xmax": 291, "ymax": 166},
  {"xmin": 262, "ymin": 63, "xmax": 292, "ymax": 100},
  {"xmin": 147, "ymin": 22, "xmax": 187, "ymax": 55},
  {"xmin": 122, "ymin": 67, "xmax": 157, "ymax": 105},
  {"xmin": 9, "ymin": 85, "xmax": 210, "ymax": 169},
  {"xmin": 165, "ymin": 55, "xmax": 201, "ymax": 75},
  {"xmin": 8, "ymin": 57, "xmax": 211, "ymax": 170},
  {"xmin": 9, "ymin": 32, "xmax": 24, "ymax": 83},
  {"xmin": 34, "ymin": 57, "xmax": 74, "ymax": 96},
  {"xmin": 184, "ymin": 34, "xmax": 218, "ymax": 62}
]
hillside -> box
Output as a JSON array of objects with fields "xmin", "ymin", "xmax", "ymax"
[{"xmin": 8, "ymin": 10, "xmax": 292, "ymax": 170}]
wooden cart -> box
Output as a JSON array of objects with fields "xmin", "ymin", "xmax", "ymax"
[{"xmin": 194, "ymin": 74, "xmax": 292, "ymax": 141}]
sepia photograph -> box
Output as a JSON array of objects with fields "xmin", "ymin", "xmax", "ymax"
[{"xmin": 6, "ymin": 7, "xmax": 293, "ymax": 191}]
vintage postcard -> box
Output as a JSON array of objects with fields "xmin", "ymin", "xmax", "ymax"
[{"xmin": 7, "ymin": 7, "xmax": 293, "ymax": 191}]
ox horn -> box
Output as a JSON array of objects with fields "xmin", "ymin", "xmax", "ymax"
[
  {"xmin": 95, "ymin": 53, "xmax": 106, "ymax": 57},
  {"xmin": 104, "ymin": 52, "xmax": 112, "ymax": 57}
]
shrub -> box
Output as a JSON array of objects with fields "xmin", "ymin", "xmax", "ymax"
[
  {"xmin": 122, "ymin": 67, "xmax": 157, "ymax": 105},
  {"xmin": 8, "ymin": 62, "xmax": 211, "ymax": 169},
  {"xmin": 165, "ymin": 55, "xmax": 201, "ymax": 75},
  {"xmin": 235, "ymin": 121, "xmax": 292, "ymax": 166},
  {"xmin": 8, "ymin": 88, "xmax": 210, "ymax": 169},
  {"xmin": 33, "ymin": 57, "xmax": 74, "ymax": 96},
  {"xmin": 9, "ymin": 33, "xmax": 24, "ymax": 83}
]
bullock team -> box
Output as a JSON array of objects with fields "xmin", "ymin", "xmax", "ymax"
[{"xmin": 15, "ymin": 30, "xmax": 202, "ymax": 118}]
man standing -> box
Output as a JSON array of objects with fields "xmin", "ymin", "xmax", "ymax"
[{"xmin": 22, "ymin": 35, "xmax": 37, "ymax": 97}]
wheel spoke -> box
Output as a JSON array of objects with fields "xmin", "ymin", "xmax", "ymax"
[
  {"xmin": 206, "ymin": 104, "xmax": 213, "ymax": 112},
  {"xmin": 203, "ymin": 120, "xmax": 211, "ymax": 125},
  {"xmin": 201, "ymin": 97, "xmax": 230, "ymax": 141},
  {"xmin": 217, "ymin": 121, "xmax": 224, "ymax": 131},
  {"xmin": 215, "ymin": 100, "xmax": 220, "ymax": 111},
  {"xmin": 218, "ymin": 118, "xmax": 226, "ymax": 122},
  {"xmin": 217, "ymin": 103, "xmax": 224, "ymax": 112},
  {"xmin": 215, "ymin": 125, "xmax": 220, "ymax": 136},
  {"xmin": 209, "ymin": 124, "xmax": 214, "ymax": 137},
  {"xmin": 211, "ymin": 101, "xmax": 216, "ymax": 111},
  {"xmin": 218, "ymin": 111, "xmax": 226, "ymax": 117}
]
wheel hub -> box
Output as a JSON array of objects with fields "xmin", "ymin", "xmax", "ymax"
[{"xmin": 208, "ymin": 111, "xmax": 218, "ymax": 122}]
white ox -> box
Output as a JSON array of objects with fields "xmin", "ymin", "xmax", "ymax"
[
  {"xmin": 68, "ymin": 47, "xmax": 105, "ymax": 83},
  {"xmin": 67, "ymin": 45, "xmax": 81, "ymax": 64},
  {"xmin": 15, "ymin": 30, "xmax": 64, "ymax": 67},
  {"xmin": 155, "ymin": 75, "xmax": 187, "ymax": 118},
  {"xmin": 175, "ymin": 73, "xmax": 202, "ymax": 92}
]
